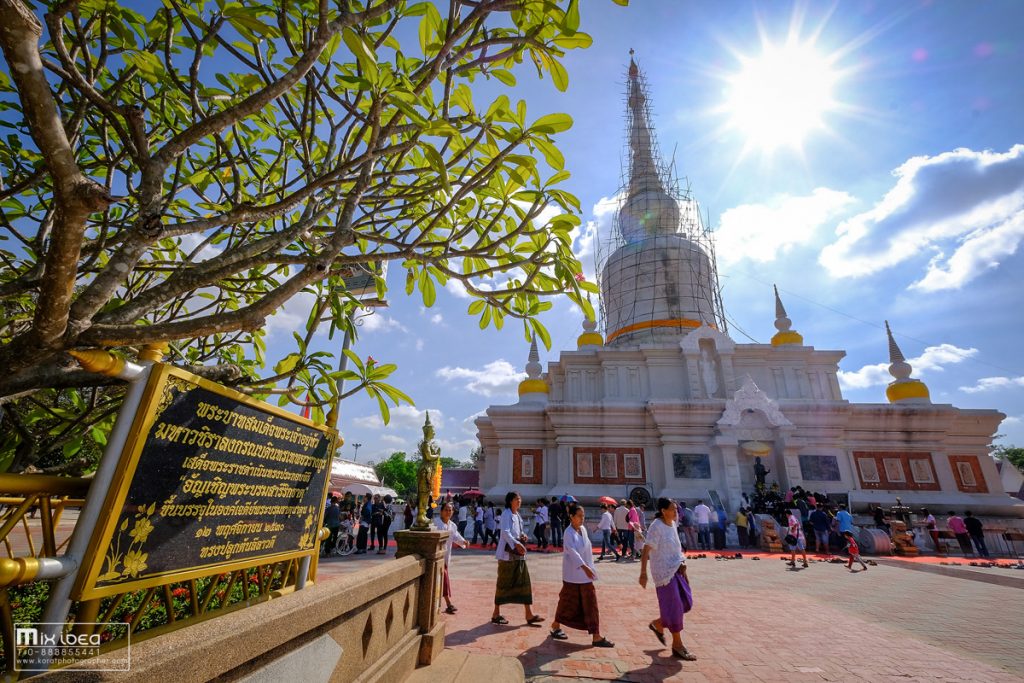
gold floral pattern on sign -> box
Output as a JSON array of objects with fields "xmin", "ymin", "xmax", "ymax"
[
  {"xmin": 153, "ymin": 376, "xmax": 195, "ymax": 423},
  {"xmin": 98, "ymin": 503, "xmax": 157, "ymax": 583}
]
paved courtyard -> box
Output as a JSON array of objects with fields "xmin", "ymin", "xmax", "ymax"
[{"xmin": 415, "ymin": 547, "xmax": 1024, "ymax": 682}]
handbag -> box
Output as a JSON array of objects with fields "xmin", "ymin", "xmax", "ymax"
[{"xmin": 784, "ymin": 533, "xmax": 798, "ymax": 546}]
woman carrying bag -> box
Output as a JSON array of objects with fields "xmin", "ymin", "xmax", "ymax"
[
  {"xmin": 549, "ymin": 503, "xmax": 614, "ymax": 647},
  {"xmin": 491, "ymin": 491, "xmax": 545, "ymax": 626},
  {"xmin": 640, "ymin": 497, "xmax": 697, "ymax": 661}
]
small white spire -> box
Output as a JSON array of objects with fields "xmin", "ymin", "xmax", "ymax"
[
  {"xmin": 885, "ymin": 320, "xmax": 912, "ymax": 380},
  {"xmin": 525, "ymin": 335, "xmax": 542, "ymax": 379},
  {"xmin": 773, "ymin": 285, "xmax": 791, "ymax": 333}
]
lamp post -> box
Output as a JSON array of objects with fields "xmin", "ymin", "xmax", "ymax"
[{"xmin": 353, "ymin": 442, "xmax": 362, "ymax": 461}]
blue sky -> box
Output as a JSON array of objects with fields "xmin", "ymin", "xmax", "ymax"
[{"xmin": 267, "ymin": 0, "xmax": 1024, "ymax": 465}]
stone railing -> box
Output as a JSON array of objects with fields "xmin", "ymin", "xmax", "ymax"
[{"xmin": 35, "ymin": 530, "xmax": 449, "ymax": 682}]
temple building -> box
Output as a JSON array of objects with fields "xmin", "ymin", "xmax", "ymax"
[{"xmin": 475, "ymin": 57, "xmax": 1023, "ymax": 516}]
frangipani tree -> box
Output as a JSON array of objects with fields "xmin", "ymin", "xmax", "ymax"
[{"xmin": 0, "ymin": 0, "xmax": 624, "ymax": 471}]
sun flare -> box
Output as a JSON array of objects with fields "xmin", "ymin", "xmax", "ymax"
[{"xmin": 724, "ymin": 40, "xmax": 838, "ymax": 153}]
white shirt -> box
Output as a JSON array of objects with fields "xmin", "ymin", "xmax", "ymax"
[
  {"xmin": 787, "ymin": 514, "xmax": 805, "ymax": 540},
  {"xmin": 434, "ymin": 517, "xmax": 466, "ymax": 566},
  {"xmin": 495, "ymin": 508, "xmax": 525, "ymax": 561},
  {"xmin": 536, "ymin": 505, "xmax": 549, "ymax": 525},
  {"xmin": 598, "ymin": 510, "xmax": 615, "ymax": 531},
  {"xmin": 475, "ymin": 507, "xmax": 484, "ymax": 522},
  {"xmin": 693, "ymin": 504, "xmax": 712, "ymax": 525},
  {"xmin": 613, "ymin": 506, "xmax": 629, "ymax": 530},
  {"xmin": 458, "ymin": 505, "xmax": 469, "ymax": 522},
  {"xmin": 645, "ymin": 518, "xmax": 685, "ymax": 587},
  {"xmin": 562, "ymin": 526, "xmax": 597, "ymax": 584},
  {"xmin": 484, "ymin": 507, "xmax": 496, "ymax": 529}
]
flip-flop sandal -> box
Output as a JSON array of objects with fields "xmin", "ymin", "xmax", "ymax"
[
  {"xmin": 549, "ymin": 628, "xmax": 568, "ymax": 640},
  {"xmin": 648, "ymin": 622, "xmax": 665, "ymax": 645},
  {"xmin": 490, "ymin": 615, "xmax": 508, "ymax": 625},
  {"xmin": 444, "ymin": 605, "xmax": 458, "ymax": 614},
  {"xmin": 672, "ymin": 647, "xmax": 697, "ymax": 661},
  {"xmin": 592, "ymin": 638, "xmax": 615, "ymax": 648},
  {"xmin": 526, "ymin": 615, "xmax": 545, "ymax": 625}
]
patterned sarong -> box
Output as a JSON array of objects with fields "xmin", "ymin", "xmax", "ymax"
[
  {"xmin": 554, "ymin": 581, "xmax": 600, "ymax": 634},
  {"xmin": 494, "ymin": 559, "xmax": 533, "ymax": 605}
]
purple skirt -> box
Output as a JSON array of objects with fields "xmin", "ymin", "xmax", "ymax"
[{"xmin": 655, "ymin": 572, "xmax": 693, "ymax": 634}]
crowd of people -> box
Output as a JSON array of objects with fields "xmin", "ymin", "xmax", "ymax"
[{"xmin": 323, "ymin": 485, "xmax": 1010, "ymax": 665}]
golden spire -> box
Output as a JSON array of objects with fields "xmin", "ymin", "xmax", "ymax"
[
  {"xmin": 770, "ymin": 285, "xmax": 803, "ymax": 346},
  {"xmin": 884, "ymin": 321, "xmax": 930, "ymax": 404},
  {"xmin": 577, "ymin": 315, "xmax": 604, "ymax": 350},
  {"xmin": 517, "ymin": 335, "xmax": 549, "ymax": 399}
]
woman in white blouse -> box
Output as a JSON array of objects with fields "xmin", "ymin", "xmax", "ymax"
[
  {"xmin": 639, "ymin": 497, "xmax": 696, "ymax": 661},
  {"xmin": 491, "ymin": 491, "xmax": 545, "ymax": 626},
  {"xmin": 549, "ymin": 503, "xmax": 614, "ymax": 647}
]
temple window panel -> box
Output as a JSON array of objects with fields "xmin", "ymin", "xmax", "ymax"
[
  {"xmin": 573, "ymin": 448, "xmax": 645, "ymax": 484},
  {"xmin": 672, "ymin": 453, "xmax": 712, "ymax": 479},
  {"xmin": 513, "ymin": 448, "xmax": 543, "ymax": 485},
  {"xmin": 949, "ymin": 455, "xmax": 988, "ymax": 493},
  {"xmin": 853, "ymin": 451, "xmax": 940, "ymax": 491}
]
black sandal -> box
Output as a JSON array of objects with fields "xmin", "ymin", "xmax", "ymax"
[
  {"xmin": 490, "ymin": 615, "xmax": 508, "ymax": 625},
  {"xmin": 648, "ymin": 622, "xmax": 665, "ymax": 645},
  {"xmin": 526, "ymin": 615, "xmax": 545, "ymax": 626},
  {"xmin": 592, "ymin": 637, "xmax": 615, "ymax": 648},
  {"xmin": 549, "ymin": 628, "xmax": 568, "ymax": 640},
  {"xmin": 672, "ymin": 646, "xmax": 697, "ymax": 661}
]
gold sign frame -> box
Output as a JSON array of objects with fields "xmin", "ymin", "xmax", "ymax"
[{"xmin": 73, "ymin": 363, "xmax": 337, "ymax": 600}]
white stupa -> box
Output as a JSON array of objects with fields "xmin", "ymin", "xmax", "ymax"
[{"xmin": 475, "ymin": 55, "xmax": 1021, "ymax": 518}]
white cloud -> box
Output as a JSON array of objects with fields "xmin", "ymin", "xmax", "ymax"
[
  {"xmin": 716, "ymin": 189, "xmax": 855, "ymax": 266},
  {"xmin": 265, "ymin": 290, "xmax": 317, "ymax": 336},
  {"xmin": 461, "ymin": 411, "xmax": 486, "ymax": 435},
  {"xmin": 437, "ymin": 437, "xmax": 479, "ymax": 458},
  {"xmin": 350, "ymin": 405, "xmax": 444, "ymax": 431},
  {"xmin": 415, "ymin": 339, "xmax": 425, "ymax": 351},
  {"xmin": 571, "ymin": 194, "xmax": 620, "ymax": 282},
  {"xmin": 360, "ymin": 313, "xmax": 408, "ymax": 334},
  {"xmin": 180, "ymin": 233, "xmax": 223, "ymax": 262},
  {"xmin": 380, "ymin": 434, "xmax": 408, "ymax": 446},
  {"xmin": 430, "ymin": 313, "xmax": 444, "ymax": 325},
  {"xmin": 819, "ymin": 145, "xmax": 1024, "ymax": 290},
  {"xmin": 960, "ymin": 376, "xmax": 1024, "ymax": 394},
  {"xmin": 838, "ymin": 343, "xmax": 977, "ymax": 390},
  {"xmin": 1003, "ymin": 415, "xmax": 1022, "ymax": 425},
  {"xmin": 436, "ymin": 360, "xmax": 525, "ymax": 397}
]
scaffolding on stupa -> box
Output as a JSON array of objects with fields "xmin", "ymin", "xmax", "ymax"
[{"xmin": 594, "ymin": 58, "xmax": 727, "ymax": 341}]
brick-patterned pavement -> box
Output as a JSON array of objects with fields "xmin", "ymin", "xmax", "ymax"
[{"xmin": 435, "ymin": 548, "xmax": 1024, "ymax": 682}]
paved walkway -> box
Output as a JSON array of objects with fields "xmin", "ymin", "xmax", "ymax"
[{"xmin": 429, "ymin": 548, "xmax": 1024, "ymax": 682}]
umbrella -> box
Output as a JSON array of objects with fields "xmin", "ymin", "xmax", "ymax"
[
  {"xmin": 598, "ymin": 496, "xmax": 617, "ymax": 506},
  {"xmin": 462, "ymin": 489, "xmax": 485, "ymax": 497},
  {"xmin": 560, "ymin": 494, "xmax": 577, "ymax": 503}
]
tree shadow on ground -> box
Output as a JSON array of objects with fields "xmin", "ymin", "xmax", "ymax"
[
  {"xmin": 613, "ymin": 648, "xmax": 685, "ymax": 682},
  {"xmin": 517, "ymin": 640, "xmax": 593, "ymax": 678}
]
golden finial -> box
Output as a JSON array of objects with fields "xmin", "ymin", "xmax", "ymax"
[
  {"xmin": 138, "ymin": 342, "xmax": 169, "ymax": 363},
  {"xmin": 67, "ymin": 349, "xmax": 125, "ymax": 377}
]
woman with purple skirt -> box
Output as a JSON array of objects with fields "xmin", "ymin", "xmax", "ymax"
[{"xmin": 639, "ymin": 497, "xmax": 696, "ymax": 661}]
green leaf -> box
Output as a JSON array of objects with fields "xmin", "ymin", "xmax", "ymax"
[
  {"xmin": 491, "ymin": 69, "xmax": 516, "ymax": 87},
  {"xmin": 274, "ymin": 353, "xmax": 301, "ymax": 376},
  {"xmin": 531, "ymin": 113, "xmax": 573, "ymax": 134},
  {"xmin": 549, "ymin": 60, "xmax": 569, "ymax": 92},
  {"xmin": 422, "ymin": 143, "xmax": 449, "ymax": 193},
  {"xmin": 467, "ymin": 300, "xmax": 485, "ymax": 315},
  {"xmin": 565, "ymin": 0, "xmax": 581, "ymax": 33},
  {"xmin": 534, "ymin": 137, "xmax": 564, "ymax": 170}
]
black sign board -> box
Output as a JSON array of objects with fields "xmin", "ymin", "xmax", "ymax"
[{"xmin": 75, "ymin": 364, "xmax": 336, "ymax": 600}]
